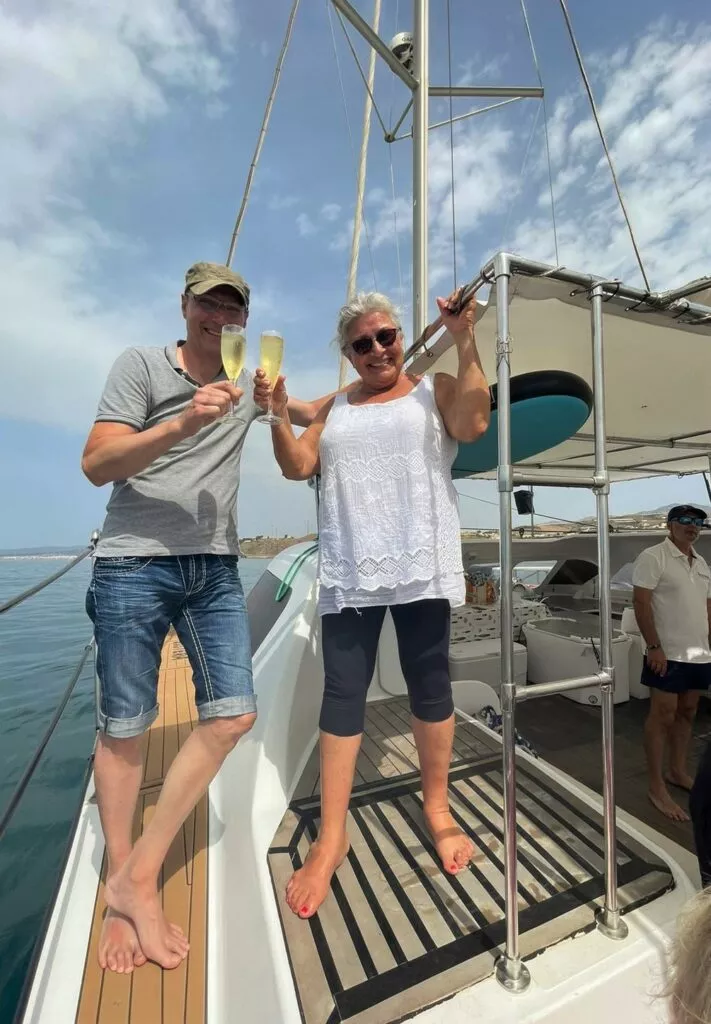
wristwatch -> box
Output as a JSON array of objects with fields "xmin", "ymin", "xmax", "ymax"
[{"xmin": 646, "ymin": 643, "xmax": 661, "ymax": 653}]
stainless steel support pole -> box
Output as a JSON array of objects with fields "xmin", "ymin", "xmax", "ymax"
[
  {"xmin": 429, "ymin": 85, "xmax": 543, "ymax": 98},
  {"xmin": 476, "ymin": 251, "xmax": 711, "ymax": 322},
  {"xmin": 591, "ymin": 283, "xmax": 629, "ymax": 941},
  {"xmin": 412, "ymin": 0, "xmax": 429, "ymax": 340},
  {"xmin": 494, "ymin": 253, "xmax": 531, "ymax": 993},
  {"xmin": 517, "ymin": 671, "xmax": 612, "ymax": 701},
  {"xmin": 512, "ymin": 472, "xmax": 600, "ymax": 489}
]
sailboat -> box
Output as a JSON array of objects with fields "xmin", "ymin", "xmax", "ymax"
[{"xmin": 8, "ymin": 1, "xmax": 711, "ymax": 1022}]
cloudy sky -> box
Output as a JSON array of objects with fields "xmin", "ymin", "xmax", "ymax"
[{"xmin": 1, "ymin": 0, "xmax": 710, "ymax": 548}]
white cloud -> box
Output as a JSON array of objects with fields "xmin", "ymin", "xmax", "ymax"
[
  {"xmin": 509, "ymin": 19, "xmax": 711, "ymax": 289},
  {"xmin": 329, "ymin": 191, "xmax": 412, "ymax": 254},
  {"xmin": 456, "ymin": 55, "xmax": 507, "ymax": 87},
  {"xmin": 327, "ymin": 115, "xmax": 515, "ymax": 290},
  {"xmin": 320, "ymin": 203, "xmax": 342, "ymax": 222},
  {"xmin": 267, "ymin": 193, "xmax": 300, "ymax": 210},
  {"xmin": 0, "ymin": 0, "xmax": 238, "ymax": 430},
  {"xmin": 186, "ymin": 0, "xmax": 239, "ymax": 43},
  {"xmin": 329, "ymin": 221, "xmax": 353, "ymax": 252},
  {"xmin": 0, "ymin": 227, "xmax": 171, "ymax": 431},
  {"xmin": 3, "ymin": 8, "xmax": 711, "ymax": 438},
  {"xmin": 326, "ymin": 20, "xmax": 711, "ymax": 328},
  {"xmin": 295, "ymin": 212, "xmax": 318, "ymax": 237}
]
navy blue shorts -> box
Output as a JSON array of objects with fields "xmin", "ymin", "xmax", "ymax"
[{"xmin": 640, "ymin": 659, "xmax": 711, "ymax": 695}]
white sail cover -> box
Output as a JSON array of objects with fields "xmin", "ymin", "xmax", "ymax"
[{"xmin": 411, "ymin": 270, "xmax": 711, "ymax": 481}]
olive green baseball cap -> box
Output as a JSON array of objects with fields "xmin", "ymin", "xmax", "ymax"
[{"xmin": 184, "ymin": 262, "xmax": 250, "ymax": 307}]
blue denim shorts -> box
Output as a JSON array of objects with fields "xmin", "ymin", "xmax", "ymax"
[{"xmin": 86, "ymin": 554, "xmax": 255, "ymax": 738}]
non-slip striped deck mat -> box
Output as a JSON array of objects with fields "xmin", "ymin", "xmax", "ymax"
[{"xmin": 268, "ymin": 701, "xmax": 674, "ymax": 1024}]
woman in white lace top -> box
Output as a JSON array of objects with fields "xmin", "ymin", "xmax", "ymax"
[{"xmin": 259, "ymin": 289, "xmax": 490, "ymax": 918}]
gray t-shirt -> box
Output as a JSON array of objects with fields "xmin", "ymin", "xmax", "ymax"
[{"xmin": 94, "ymin": 342, "xmax": 259, "ymax": 557}]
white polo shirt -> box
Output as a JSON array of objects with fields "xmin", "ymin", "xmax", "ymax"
[{"xmin": 632, "ymin": 537, "xmax": 711, "ymax": 663}]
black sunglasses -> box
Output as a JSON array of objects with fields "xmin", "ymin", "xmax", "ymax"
[
  {"xmin": 672, "ymin": 515, "xmax": 707, "ymax": 527},
  {"xmin": 188, "ymin": 291, "xmax": 246, "ymax": 316},
  {"xmin": 350, "ymin": 327, "xmax": 399, "ymax": 356}
]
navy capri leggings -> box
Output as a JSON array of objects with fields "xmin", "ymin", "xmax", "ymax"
[{"xmin": 320, "ymin": 599, "xmax": 454, "ymax": 737}]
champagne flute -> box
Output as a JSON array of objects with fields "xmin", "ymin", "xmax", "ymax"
[
  {"xmin": 257, "ymin": 330, "xmax": 285, "ymax": 425},
  {"xmin": 221, "ymin": 324, "xmax": 247, "ymax": 418}
]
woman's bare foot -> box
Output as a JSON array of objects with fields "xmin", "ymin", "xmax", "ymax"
[
  {"xmin": 665, "ymin": 770, "xmax": 695, "ymax": 792},
  {"xmin": 286, "ymin": 836, "xmax": 350, "ymax": 919},
  {"xmin": 648, "ymin": 787, "xmax": 690, "ymax": 822},
  {"xmin": 99, "ymin": 909, "xmax": 147, "ymax": 974},
  {"xmin": 425, "ymin": 809, "xmax": 474, "ymax": 874},
  {"xmin": 105, "ymin": 867, "xmax": 189, "ymax": 969}
]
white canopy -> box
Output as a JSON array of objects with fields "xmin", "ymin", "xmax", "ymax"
[{"xmin": 411, "ymin": 268, "xmax": 711, "ymax": 481}]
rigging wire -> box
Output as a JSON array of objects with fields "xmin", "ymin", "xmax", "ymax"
[
  {"xmin": 335, "ymin": 9, "xmax": 389, "ymax": 139},
  {"xmin": 388, "ymin": 150, "xmax": 406, "ymax": 310},
  {"xmin": 445, "ymin": 0, "xmax": 457, "ymax": 288},
  {"xmin": 387, "ymin": 0, "xmax": 405, "ymax": 310},
  {"xmin": 226, "ymin": 0, "xmax": 301, "ymax": 265},
  {"xmin": 326, "ymin": 1, "xmax": 378, "ymax": 292},
  {"xmin": 455, "ymin": 487, "xmax": 590, "ymax": 528},
  {"xmin": 519, "ymin": 0, "xmax": 559, "ymax": 265},
  {"xmin": 557, "ymin": 0, "xmax": 650, "ymax": 291},
  {"xmin": 500, "ymin": 102, "xmax": 542, "ymax": 252}
]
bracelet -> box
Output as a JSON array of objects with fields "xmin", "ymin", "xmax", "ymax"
[{"xmin": 646, "ymin": 643, "xmax": 661, "ymax": 652}]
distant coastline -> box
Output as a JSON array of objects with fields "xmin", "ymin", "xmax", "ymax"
[
  {"xmin": 0, "ymin": 555, "xmax": 81, "ymax": 561},
  {"xmin": 239, "ymin": 535, "xmax": 317, "ymax": 558},
  {"xmin": 0, "ymin": 508, "xmax": 688, "ymax": 562},
  {"xmin": 0, "ymin": 537, "xmax": 320, "ymax": 561}
]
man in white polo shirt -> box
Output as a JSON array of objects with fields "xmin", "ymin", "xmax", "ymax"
[{"xmin": 633, "ymin": 504, "xmax": 711, "ymax": 821}]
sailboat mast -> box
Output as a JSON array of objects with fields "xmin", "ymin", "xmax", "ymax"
[{"xmin": 412, "ymin": 0, "xmax": 429, "ymax": 339}]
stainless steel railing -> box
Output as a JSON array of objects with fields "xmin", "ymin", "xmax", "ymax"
[
  {"xmin": 488, "ymin": 252, "xmax": 629, "ymax": 993},
  {"xmin": 0, "ymin": 531, "xmax": 99, "ymax": 616}
]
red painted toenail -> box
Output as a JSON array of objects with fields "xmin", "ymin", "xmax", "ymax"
[{"xmin": 301, "ymin": 906, "xmax": 309, "ymax": 914}]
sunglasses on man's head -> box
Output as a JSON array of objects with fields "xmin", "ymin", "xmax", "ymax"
[
  {"xmin": 672, "ymin": 515, "xmax": 707, "ymax": 527},
  {"xmin": 350, "ymin": 327, "xmax": 399, "ymax": 356},
  {"xmin": 189, "ymin": 291, "xmax": 246, "ymax": 316}
]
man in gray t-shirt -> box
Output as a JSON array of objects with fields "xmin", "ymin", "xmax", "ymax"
[{"xmin": 82, "ymin": 261, "xmax": 320, "ymax": 974}]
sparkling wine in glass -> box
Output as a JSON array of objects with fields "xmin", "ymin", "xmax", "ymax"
[
  {"xmin": 221, "ymin": 324, "xmax": 246, "ymax": 417},
  {"xmin": 257, "ymin": 330, "xmax": 284, "ymax": 425}
]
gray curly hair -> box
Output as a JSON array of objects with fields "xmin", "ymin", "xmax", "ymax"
[
  {"xmin": 665, "ymin": 887, "xmax": 711, "ymax": 1023},
  {"xmin": 334, "ymin": 292, "xmax": 403, "ymax": 353}
]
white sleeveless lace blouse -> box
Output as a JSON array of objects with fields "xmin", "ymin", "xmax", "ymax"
[{"xmin": 318, "ymin": 376, "xmax": 465, "ymax": 613}]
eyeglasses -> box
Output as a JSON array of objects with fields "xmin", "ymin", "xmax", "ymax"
[
  {"xmin": 673, "ymin": 515, "xmax": 707, "ymax": 527},
  {"xmin": 350, "ymin": 327, "xmax": 399, "ymax": 356},
  {"xmin": 188, "ymin": 291, "xmax": 246, "ymax": 317}
]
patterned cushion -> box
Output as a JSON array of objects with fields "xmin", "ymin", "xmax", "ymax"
[{"xmin": 451, "ymin": 600, "xmax": 551, "ymax": 644}]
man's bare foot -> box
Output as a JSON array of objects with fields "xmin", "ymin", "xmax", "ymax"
[
  {"xmin": 105, "ymin": 868, "xmax": 189, "ymax": 970},
  {"xmin": 286, "ymin": 837, "xmax": 350, "ymax": 919},
  {"xmin": 99, "ymin": 909, "xmax": 147, "ymax": 974},
  {"xmin": 648, "ymin": 788, "xmax": 690, "ymax": 822},
  {"xmin": 665, "ymin": 770, "xmax": 695, "ymax": 792},
  {"xmin": 425, "ymin": 809, "xmax": 474, "ymax": 874}
]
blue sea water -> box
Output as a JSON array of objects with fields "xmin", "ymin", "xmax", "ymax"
[{"xmin": 0, "ymin": 556, "xmax": 265, "ymax": 1023}]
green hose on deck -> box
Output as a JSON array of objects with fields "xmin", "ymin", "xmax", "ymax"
[{"xmin": 275, "ymin": 543, "xmax": 319, "ymax": 601}]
